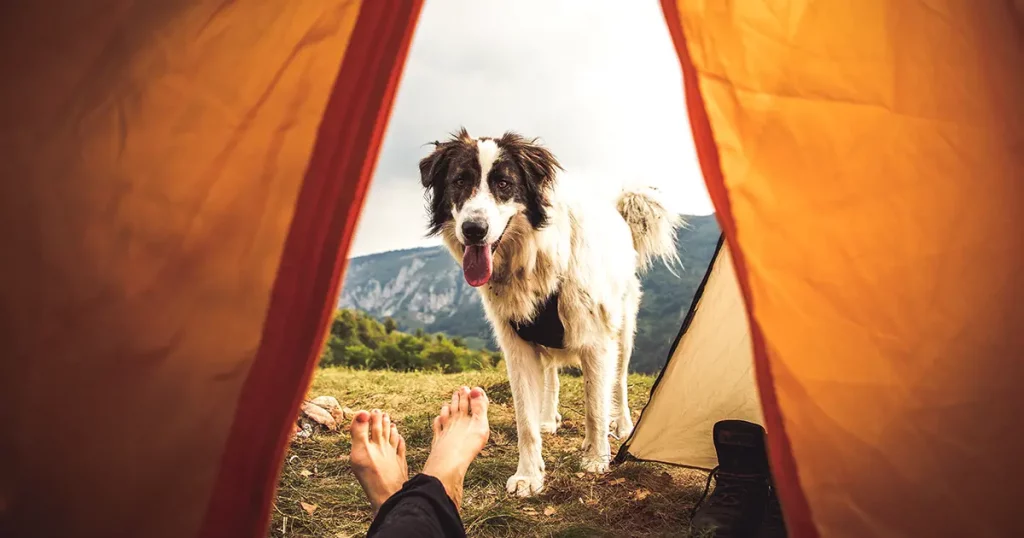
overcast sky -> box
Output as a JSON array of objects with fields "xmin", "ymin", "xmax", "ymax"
[{"xmin": 348, "ymin": 0, "xmax": 712, "ymax": 257}]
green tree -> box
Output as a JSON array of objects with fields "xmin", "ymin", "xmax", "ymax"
[
  {"xmin": 343, "ymin": 344, "xmax": 375, "ymax": 369},
  {"xmin": 374, "ymin": 342, "xmax": 414, "ymax": 370},
  {"xmin": 317, "ymin": 308, "xmax": 499, "ymax": 372},
  {"xmin": 397, "ymin": 334, "xmax": 426, "ymax": 359},
  {"xmin": 319, "ymin": 335, "xmax": 347, "ymax": 368},
  {"xmin": 331, "ymin": 310, "xmax": 358, "ymax": 343},
  {"xmin": 420, "ymin": 340, "xmax": 461, "ymax": 373}
]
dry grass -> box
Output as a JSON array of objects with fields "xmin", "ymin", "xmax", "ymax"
[{"xmin": 270, "ymin": 368, "xmax": 709, "ymax": 537}]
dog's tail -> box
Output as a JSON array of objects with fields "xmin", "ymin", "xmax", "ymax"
[{"xmin": 616, "ymin": 186, "xmax": 683, "ymax": 274}]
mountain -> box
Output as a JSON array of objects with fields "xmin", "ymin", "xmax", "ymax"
[{"xmin": 339, "ymin": 214, "xmax": 721, "ymax": 373}]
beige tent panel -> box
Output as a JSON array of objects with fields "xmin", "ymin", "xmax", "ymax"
[{"xmin": 621, "ymin": 238, "xmax": 763, "ymax": 469}]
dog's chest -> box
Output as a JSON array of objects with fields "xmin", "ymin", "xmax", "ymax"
[
  {"xmin": 509, "ymin": 291, "xmax": 565, "ymax": 349},
  {"xmin": 481, "ymin": 258, "xmax": 565, "ymax": 347}
]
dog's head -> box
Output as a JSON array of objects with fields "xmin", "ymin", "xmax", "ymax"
[{"xmin": 419, "ymin": 128, "xmax": 561, "ymax": 287}]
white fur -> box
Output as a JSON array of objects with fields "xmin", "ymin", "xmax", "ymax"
[
  {"xmin": 452, "ymin": 139, "xmax": 518, "ymax": 245},
  {"xmin": 440, "ymin": 139, "xmax": 681, "ymax": 497}
]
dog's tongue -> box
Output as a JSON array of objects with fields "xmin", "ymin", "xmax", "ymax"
[{"xmin": 462, "ymin": 245, "xmax": 492, "ymax": 287}]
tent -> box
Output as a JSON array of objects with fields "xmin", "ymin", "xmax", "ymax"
[
  {"xmin": 616, "ymin": 236, "xmax": 765, "ymax": 470},
  {"xmin": 0, "ymin": 1, "xmax": 1021, "ymax": 537}
]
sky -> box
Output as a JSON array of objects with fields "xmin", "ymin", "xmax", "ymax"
[{"xmin": 348, "ymin": 0, "xmax": 712, "ymax": 257}]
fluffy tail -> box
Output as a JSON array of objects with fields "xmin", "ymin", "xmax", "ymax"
[{"xmin": 616, "ymin": 186, "xmax": 683, "ymax": 274}]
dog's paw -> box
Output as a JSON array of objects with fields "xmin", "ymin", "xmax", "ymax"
[
  {"xmin": 581, "ymin": 454, "xmax": 610, "ymax": 474},
  {"xmin": 506, "ymin": 473, "xmax": 545, "ymax": 497},
  {"xmin": 610, "ymin": 414, "xmax": 634, "ymax": 440},
  {"xmin": 540, "ymin": 412, "xmax": 562, "ymax": 434}
]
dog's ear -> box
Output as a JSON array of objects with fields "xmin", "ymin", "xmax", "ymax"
[
  {"xmin": 498, "ymin": 132, "xmax": 561, "ymax": 230},
  {"xmin": 419, "ymin": 143, "xmax": 455, "ymax": 237},
  {"xmin": 420, "ymin": 128, "xmax": 473, "ymax": 189},
  {"xmin": 498, "ymin": 132, "xmax": 562, "ymax": 187},
  {"xmin": 419, "ymin": 145, "xmax": 448, "ymax": 189},
  {"xmin": 520, "ymin": 144, "xmax": 561, "ymax": 186}
]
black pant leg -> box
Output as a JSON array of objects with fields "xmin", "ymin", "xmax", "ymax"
[{"xmin": 366, "ymin": 473, "xmax": 465, "ymax": 538}]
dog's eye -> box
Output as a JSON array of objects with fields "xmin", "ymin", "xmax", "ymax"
[{"xmin": 495, "ymin": 180, "xmax": 510, "ymax": 190}]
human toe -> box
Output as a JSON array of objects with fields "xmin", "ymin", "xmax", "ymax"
[
  {"xmin": 370, "ymin": 409, "xmax": 383, "ymax": 441},
  {"xmin": 350, "ymin": 410, "xmax": 371, "ymax": 444},
  {"xmin": 456, "ymin": 386, "xmax": 470, "ymax": 414},
  {"xmin": 439, "ymin": 403, "xmax": 451, "ymax": 429},
  {"xmin": 469, "ymin": 387, "xmax": 488, "ymax": 419}
]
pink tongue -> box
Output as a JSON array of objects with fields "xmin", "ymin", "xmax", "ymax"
[{"xmin": 462, "ymin": 245, "xmax": 493, "ymax": 287}]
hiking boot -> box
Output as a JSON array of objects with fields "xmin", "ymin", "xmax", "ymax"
[
  {"xmin": 757, "ymin": 477, "xmax": 788, "ymax": 538},
  {"xmin": 689, "ymin": 420, "xmax": 770, "ymax": 537}
]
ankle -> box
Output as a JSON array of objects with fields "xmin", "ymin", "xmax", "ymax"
[
  {"xmin": 443, "ymin": 478, "xmax": 464, "ymax": 510},
  {"xmin": 421, "ymin": 467, "xmax": 465, "ymax": 510}
]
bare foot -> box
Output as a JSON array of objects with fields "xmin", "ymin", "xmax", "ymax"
[
  {"xmin": 421, "ymin": 386, "xmax": 490, "ymax": 510},
  {"xmin": 349, "ymin": 409, "xmax": 409, "ymax": 514}
]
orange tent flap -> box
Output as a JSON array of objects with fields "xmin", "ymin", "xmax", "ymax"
[
  {"xmin": 0, "ymin": 2, "xmax": 420, "ymax": 537},
  {"xmin": 664, "ymin": 1, "xmax": 1024, "ymax": 536}
]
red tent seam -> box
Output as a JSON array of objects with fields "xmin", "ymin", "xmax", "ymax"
[
  {"xmin": 657, "ymin": 1, "xmax": 819, "ymax": 536},
  {"xmin": 197, "ymin": 2, "xmax": 424, "ymax": 536}
]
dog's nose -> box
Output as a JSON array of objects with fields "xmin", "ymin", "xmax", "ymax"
[{"xmin": 461, "ymin": 220, "xmax": 489, "ymax": 244}]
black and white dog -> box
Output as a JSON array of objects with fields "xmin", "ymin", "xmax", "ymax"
[{"xmin": 419, "ymin": 129, "xmax": 681, "ymax": 496}]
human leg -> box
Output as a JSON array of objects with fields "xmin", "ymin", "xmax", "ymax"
[{"xmin": 355, "ymin": 387, "xmax": 490, "ymax": 538}]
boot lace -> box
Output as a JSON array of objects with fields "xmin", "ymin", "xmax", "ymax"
[{"xmin": 689, "ymin": 465, "xmax": 767, "ymax": 519}]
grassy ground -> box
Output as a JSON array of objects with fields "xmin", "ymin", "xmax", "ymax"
[{"xmin": 271, "ymin": 368, "xmax": 708, "ymax": 537}]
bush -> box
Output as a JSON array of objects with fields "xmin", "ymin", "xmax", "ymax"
[
  {"xmin": 343, "ymin": 344, "xmax": 375, "ymax": 369},
  {"xmin": 319, "ymin": 309, "xmax": 499, "ymax": 372}
]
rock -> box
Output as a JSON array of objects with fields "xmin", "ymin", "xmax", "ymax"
[
  {"xmin": 329, "ymin": 407, "xmax": 346, "ymax": 425},
  {"xmin": 310, "ymin": 396, "xmax": 341, "ymax": 411},
  {"xmin": 300, "ymin": 402, "xmax": 338, "ymax": 431},
  {"xmin": 294, "ymin": 422, "xmax": 313, "ymax": 440}
]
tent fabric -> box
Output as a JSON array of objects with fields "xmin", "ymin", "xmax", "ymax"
[
  {"xmin": 618, "ymin": 237, "xmax": 764, "ymax": 470},
  {"xmin": 661, "ymin": 1, "xmax": 1024, "ymax": 537},
  {"xmin": 0, "ymin": 1, "xmax": 1021, "ymax": 537},
  {"xmin": 0, "ymin": 2, "xmax": 422, "ymax": 537}
]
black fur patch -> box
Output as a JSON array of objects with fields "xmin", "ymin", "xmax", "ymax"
[
  {"xmin": 511, "ymin": 290, "xmax": 566, "ymax": 349},
  {"xmin": 418, "ymin": 128, "xmax": 562, "ymax": 237}
]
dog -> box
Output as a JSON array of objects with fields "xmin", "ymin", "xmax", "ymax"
[{"xmin": 418, "ymin": 128, "xmax": 681, "ymax": 497}]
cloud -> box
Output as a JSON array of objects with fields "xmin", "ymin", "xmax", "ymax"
[{"xmin": 349, "ymin": 0, "xmax": 712, "ymax": 257}]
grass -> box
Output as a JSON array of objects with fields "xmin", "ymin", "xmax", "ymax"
[{"xmin": 270, "ymin": 368, "xmax": 709, "ymax": 537}]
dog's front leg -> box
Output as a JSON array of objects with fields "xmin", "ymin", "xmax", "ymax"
[
  {"xmin": 579, "ymin": 342, "xmax": 615, "ymax": 474},
  {"xmin": 502, "ymin": 336, "xmax": 546, "ymax": 497},
  {"xmin": 539, "ymin": 362, "xmax": 561, "ymax": 434}
]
